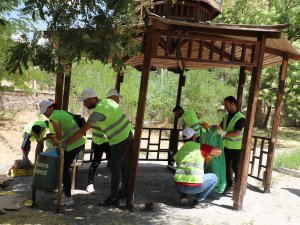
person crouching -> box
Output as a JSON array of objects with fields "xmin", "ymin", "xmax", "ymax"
[{"xmin": 173, "ymin": 128, "xmax": 221, "ymax": 208}]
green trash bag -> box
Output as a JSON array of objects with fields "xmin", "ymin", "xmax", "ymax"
[{"xmin": 200, "ymin": 126, "xmax": 227, "ymax": 193}]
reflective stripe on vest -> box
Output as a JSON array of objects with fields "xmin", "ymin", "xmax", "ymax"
[
  {"xmin": 176, "ymin": 169, "xmax": 202, "ymax": 175},
  {"xmin": 180, "ymin": 163, "xmax": 202, "ymax": 168},
  {"xmin": 107, "ymin": 120, "xmax": 130, "ymax": 139},
  {"xmin": 103, "ymin": 114, "xmax": 126, "ymax": 133},
  {"xmin": 92, "ymin": 125, "xmax": 107, "ymax": 144},
  {"xmin": 93, "ymin": 99, "xmax": 133, "ymax": 145},
  {"xmin": 173, "ymin": 141, "xmax": 203, "ymax": 184}
]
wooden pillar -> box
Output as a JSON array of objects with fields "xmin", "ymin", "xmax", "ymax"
[
  {"xmin": 233, "ymin": 34, "xmax": 266, "ymax": 211},
  {"xmin": 115, "ymin": 70, "xmax": 124, "ymax": 92},
  {"xmin": 55, "ymin": 72, "xmax": 64, "ymax": 109},
  {"xmin": 263, "ymin": 55, "xmax": 289, "ymax": 193},
  {"xmin": 126, "ymin": 26, "xmax": 157, "ymax": 209},
  {"xmin": 237, "ymin": 67, "xmax": 246, "ymax": 111},
  {"xmin": 168, "ymin": 69, "xmax": 185, "ymax": 165}
]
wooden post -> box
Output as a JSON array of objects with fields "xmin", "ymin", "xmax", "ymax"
[
  {"xmin": 233, "ymin": 34, "xmax": 266, "ymax": 211},
  {"xmin": 264, "ymin": 55, "xmax": 289, "ymax": 193},
  {"xmin": 237, "ymin": 67, "xmax": 246, "ymax": 111},
  {"xmin": 115, "ymin": 70, "xmax": 124, "ymax": 92},
  {"xmin": 168, "ymin": 69, "xmax": 185, "ymax": 165},
  {"xmin": 126, "ymin": 26, "xmax": 157, "ymax": 209}
]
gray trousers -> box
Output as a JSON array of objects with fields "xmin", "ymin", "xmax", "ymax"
[{"xmin": 110, "ymin": 131, "xmax": 133, "ymax": 201}]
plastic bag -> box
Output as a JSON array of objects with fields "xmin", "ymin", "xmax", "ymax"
[{"xmin": 201, "ymin": 126, "xmax": 227, "ymax": 193}]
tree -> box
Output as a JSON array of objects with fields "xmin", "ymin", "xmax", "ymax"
[
  {"xmin": 216, "ymin": 0, "xmax": 300, "ymax": 125},
  {"xmin": 4, "ymin": 0, "xmax": 140, "ymax": 75}
]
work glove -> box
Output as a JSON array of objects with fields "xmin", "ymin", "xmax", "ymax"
[
  {"xmin": 200, "ymin": 122, "xmax": 210, "ymax": 129},
  {"xmin": 217, "ymin": 125, "xmax": 227, "ymax": 138},
  {"xmin": 204, "ymin": 154, "xmax": 213, "ymax": 163}
]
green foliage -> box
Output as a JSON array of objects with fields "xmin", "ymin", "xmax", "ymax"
[
  {"xmin": 18, "ymin": 0, "xmax": 140, "ymax": 71},
  {"xmin": 274, "ymin": 148, "xmax": 300, "ymax": 170},
  {"xmin": 181, "ymin": 69, "xmax": 235, "ymax": 124}
]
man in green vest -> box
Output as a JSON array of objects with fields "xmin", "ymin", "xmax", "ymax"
[
  {"xmin": 218, "ymin": 96, "xmax": 245, "ymax": 191},
  {"xmin": 67, "ymin": 88, "xmax": 133, "ymax": 207},
  {"xmin": 173, "ymin": 106, "xmax": 202, "ymax": 143},
  {"xmin": 21, "ymin": 120, "xmax": 49, "ymax": 167},
  {"xmin": 39, "ymin": 99, "xmax": 87, "ymax": 206},
  {"xmin": 174, "ymin": 127, "xmax": 221, "ymax": 208}
]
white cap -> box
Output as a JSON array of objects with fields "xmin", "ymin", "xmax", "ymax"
[
  {"xmin": 39, "ymin": 99, "xmax": 54, "ymax": 114},
  {"xmin": 182, "ymin": 128, "xmax": 196, "ymax": 140},
  {"xmin": 79, "ymin": 88, "xmax": 98, "ymax": 101},
  {"xmin": 106, "ymin": 89, "xmax": 122, "ymax": 98}
]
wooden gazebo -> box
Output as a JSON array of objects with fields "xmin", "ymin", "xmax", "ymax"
[
  {"xmin": 51, "ymin": 0, "xmax": 300, "ymax": 211},
  {"xmin": 121, "ymin": 0, "xmax": 300, "ymax": 211}
]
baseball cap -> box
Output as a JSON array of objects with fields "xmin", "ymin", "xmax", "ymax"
[
  {"xmin": 182, "ymin": 128, "xmax": 196, "ymax": 140},
  {"xmin": 79, "ymin": 88, "xmax": 98, "ymax": 101},
  {"xmin": 106, "ymin": 89, "xmax": 122, "ymax": 98},
  {"xmin": 39, "ymin": 99, "xmax": 54, "ymax": 114}
]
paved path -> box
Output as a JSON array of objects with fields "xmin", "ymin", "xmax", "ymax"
[{"xmin": 1, "ymin": 162, "xmax": 300, "ymax": 225}]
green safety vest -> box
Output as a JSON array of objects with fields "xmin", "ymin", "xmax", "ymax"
[
  {"xmin": 49, "ymin": 110, "xmax": 86, "ymax": 151},
  {"xmin": 173, "ymin": 141, "xmax": 204, "ymax": 184},
  {"xmin": 23, "ymin": 120, "xmax": 48, "ymax": 142},
  {"xmin": 93, "ymin": 99, "xmax": 133, "ymax": 146},
  {"xmin": 92, "ymin": 125, "xmax": 108, "ymax": 145},
  {"xmin": 222, "ymin": 111, "xmax": 245, "ymax": 150},
  {"xmin": 181, "ymin": 110, "xmax": 201, "ymax": 137}
]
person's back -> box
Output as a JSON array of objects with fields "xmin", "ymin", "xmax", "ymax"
[
  {"xmin": 93, "ymin": 99, "xmax": 133, "ymax": 145},
  {"xmin": 48, "ymin": 110, "xmax": 86, "ymax": 151}
]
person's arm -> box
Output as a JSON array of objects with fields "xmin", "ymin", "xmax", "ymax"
[
  {"xmin": 223, "ymin": 117, "xmax": 245, "ymax": 138},
  {"xmin": 67, "ymin": 111, "xmax": 105, "ymax": 145},
  {"xmin": 66, "ymin": 122, "xmax": 92, "ymax": 145},
  {"xmin": 200, "ymin": 144, "xmax": 221, "ymax": 159}
]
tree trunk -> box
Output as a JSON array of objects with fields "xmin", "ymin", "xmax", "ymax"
[{"xmin": 262, "ymin": 104, "xmax": 272, "ymax": 128}]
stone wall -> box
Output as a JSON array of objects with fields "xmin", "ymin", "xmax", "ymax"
[{"xmin": 0, "ymin": 91, "xmax": 55, "ymax": 111}]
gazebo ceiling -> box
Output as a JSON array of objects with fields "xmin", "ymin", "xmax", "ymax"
[{"xmin": 124, "ymin": 14, "xmax": 300, "ymax": 71}]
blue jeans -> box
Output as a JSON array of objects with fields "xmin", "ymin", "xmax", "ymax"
[{"xmin": 176, "ymin": 173, "xmax": 217, "ymax": 202}]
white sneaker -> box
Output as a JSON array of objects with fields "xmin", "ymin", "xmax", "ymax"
[
  {"xmin": 86, "ymin": 184, "xmax": 95, "ymax": 193},
  {"xmin": 53, "ymin": 194, "xmax": 74, "ymax": 206}
]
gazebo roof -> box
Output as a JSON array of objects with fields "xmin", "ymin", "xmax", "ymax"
[{"xmin": 124, "ymin": 14, "xmax": 300, "ymax": 71}]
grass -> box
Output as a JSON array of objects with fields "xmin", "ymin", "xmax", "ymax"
[{"xmin": 274, "ymin": 148, "xmax": 300, "ymax": 170}]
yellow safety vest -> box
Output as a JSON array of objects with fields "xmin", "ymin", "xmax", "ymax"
[{"xmin": 222, "ymin": 111, "xmax": 244, "ymax": 150}]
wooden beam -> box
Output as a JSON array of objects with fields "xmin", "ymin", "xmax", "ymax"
[
  {"xmin": 237, "ymin": 67, "xmax": 246, "ymax": 111},
  {"xmin": 233, "ymin": 34, "xmax": 266, "ymax": 211},
  {"xmin": 126, "ymin": 26, "xmax": 157, "ymax": 209},
  {"xmin": 264, "ymin": 55, "xmax": 289, "ymax": 193},
  {"xmin": 149, "ymin": 16, "xmax": 282, "ymax": 39},
  {"xmin": 153, "ymin": 55, "xmax": 254, "ymax": 67}
]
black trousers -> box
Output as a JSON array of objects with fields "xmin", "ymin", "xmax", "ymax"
[
  {"xmin": 63, "ymin": 145, "xmax": 84, "ymax": 197},
  {"xmin": 87, "ymin": 141, "xmax": 111, "ymax": 185},
  {"xmin": 110, "ymin": 132, "xmax": 133, "ymax": 201},
  {"xmin": 224, "ymin": 147, "xmax": 241, "ymax": 187}
]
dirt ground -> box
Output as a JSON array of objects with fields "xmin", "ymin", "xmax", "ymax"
[{"xmin": 0, "ymin": 111, "xmax": 300, "ymax": 225}]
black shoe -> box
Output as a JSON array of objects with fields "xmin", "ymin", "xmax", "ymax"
[
  {"xmin": 98, "ymin": 196, "xmax": 119, "ymax": 207},
  {"xmin": 180, "ymin": 193, "xmax": 188, "ymax": 206},
  {"xmin": 192, "ymin": 199, "xmax": 208, "ymax": 209},
  {"xmin": 224, "ymin": 184, "xmax": 233, "ymax": 193},
  {"xmin": 118, "ymin": 191, "xmax": 127, "ymax": 199}
]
